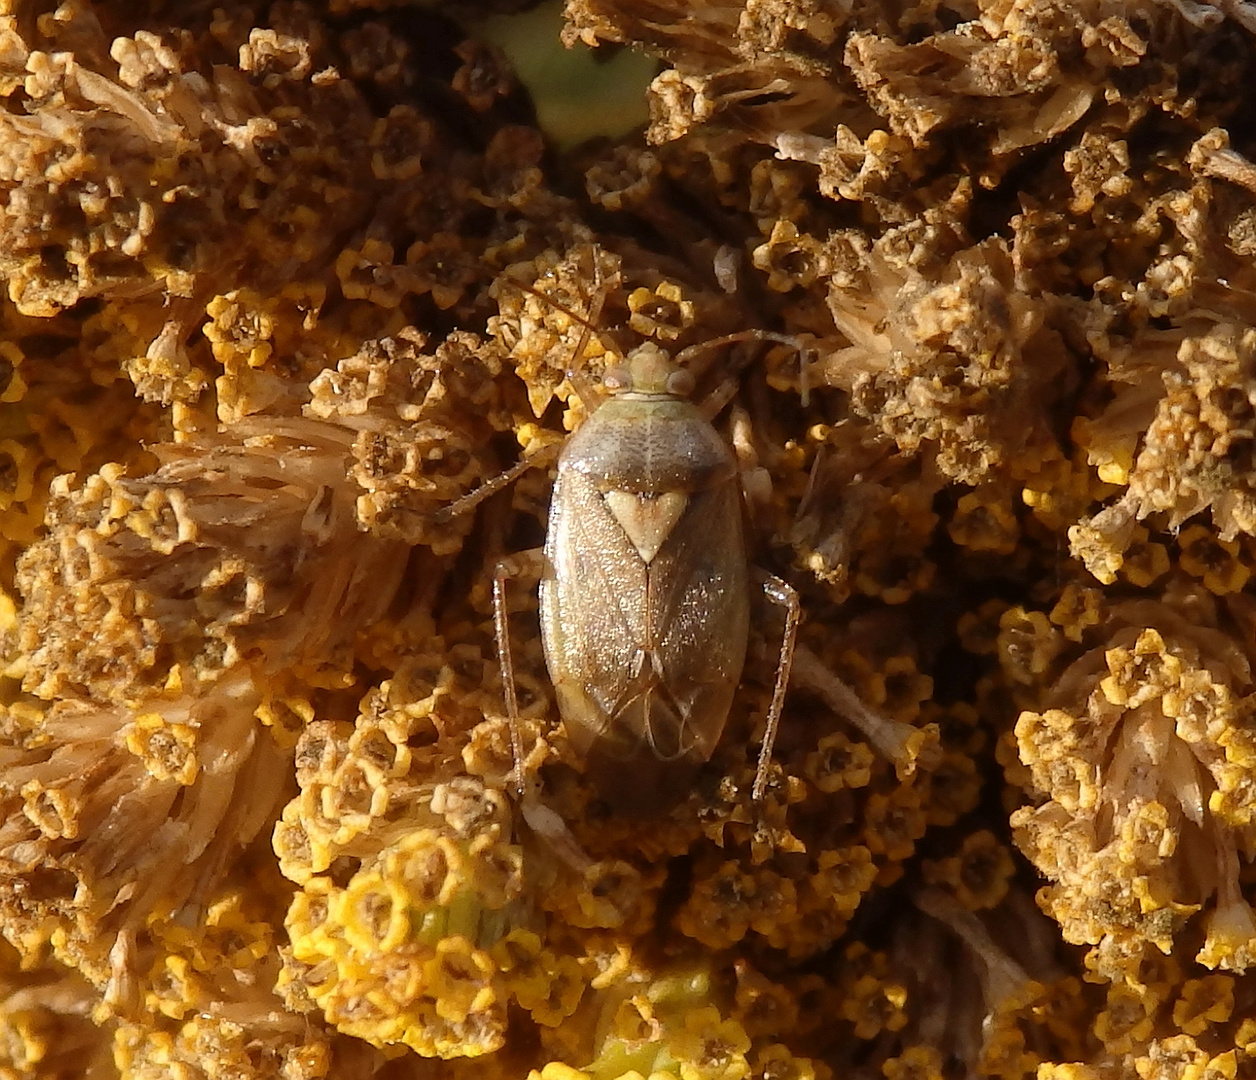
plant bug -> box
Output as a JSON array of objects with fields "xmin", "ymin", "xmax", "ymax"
[{"xmin": 447, "ymin": 263, "xmax": 806, "ymax": 816}]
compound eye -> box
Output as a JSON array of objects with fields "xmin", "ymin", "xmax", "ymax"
[
  {"xmin": 666, "ymin": 368, "xmax": 696, "ymax": 397},
  {"xmin": 602, "ymin": 366, "xmax": 630, "ymax": 393}
]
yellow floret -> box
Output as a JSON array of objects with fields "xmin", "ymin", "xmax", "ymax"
[
  {"xmin": 282, "ymin": 812, "xmax": 523, "ymax": 1057},
  {"xmin": 626, "ymin": 282, "xmax": 695, "ymax": 341},
  {"xmin": 1176, "ymin": 525, "xmax": 1251, "ymax": 595},
  {"xmin": 123, "ymin": 712, "xmax": 200, "ymax": 785},
  {"xmin": 1171, "ymin": 975, "xmax": 1233, "ymax": 1037},
  {"xmin": 669, "ymin": 1006, "xmax": 751, "ymax": 1080}
]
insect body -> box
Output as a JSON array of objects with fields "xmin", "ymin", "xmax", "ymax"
[{"xmin": 494, "ymin": 336, "xmax": 800, "ymax": 816}]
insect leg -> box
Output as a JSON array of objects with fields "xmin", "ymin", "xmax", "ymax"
[
  {"xmin": 493, "ymin": 548, "xmax": 546, "ymax": 798},
  {"xmin": 790, "ymin": 643, "xmax": 941, "ymax": 779},
  {"xmin": 432, "ymin": 443, "xmax": 559, "ymax": 524},
  {"xmin": 563, "ymin": 261, "xmax": 609, "ymax": 414},
  {"xmin": 752, "ymin": 570, "xmax": 801, "ymax": 802},
  {"xmin": 504, "ymin": 252, "xmax": 611, "ymax": 414},
  {"xmin": 730, "ymin": 403, "xmax": 774, "ymax": 523},
  {"xmin": 678, "ymin": 331, "xmax": 813, "ymax": 416}
]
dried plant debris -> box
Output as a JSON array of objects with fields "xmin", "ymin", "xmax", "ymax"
[{"xmin": 1, "ymin": 1, "xmax": 1256, "ymax": 1078}]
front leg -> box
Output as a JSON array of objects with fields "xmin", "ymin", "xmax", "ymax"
[
  {"xmin": 493, "ymin": 548, "xmax": 546, "ymax": 797},
  {"xmin": 432, "ymin": 443, "xmax": 559, "ymax": 524}
]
